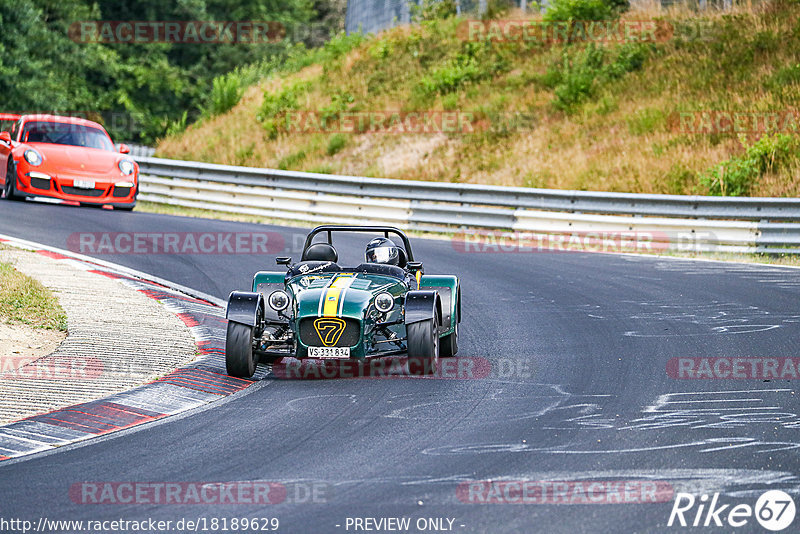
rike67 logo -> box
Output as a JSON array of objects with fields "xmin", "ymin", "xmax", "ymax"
[{"xmin": 668, "ymin": 490, "xmax": 796, "ymax": 531}]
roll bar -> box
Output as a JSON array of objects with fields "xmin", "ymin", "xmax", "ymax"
[{"xmin": 303, "ymin": 225, "xmax": 415, "ymax": 261}]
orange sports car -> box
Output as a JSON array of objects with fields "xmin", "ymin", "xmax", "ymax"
[{"xmin": 0, "ymin": 113, "xmax": 138, "ymax": 210}]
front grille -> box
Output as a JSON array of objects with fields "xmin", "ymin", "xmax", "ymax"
[
  {"xmin": 30, "ymin": 178, "xmax": 50, "ymax": 190},
  {"xmin": 299, "ymin": 317, "xmax": 360, "ymax": 348},
  {"xmin": 61, "ymin": 186, "xmax": 106, "ymax": 197},
  {"xmin": 112, "ymin": 185, "xmax": 132, "ymax": 198}
]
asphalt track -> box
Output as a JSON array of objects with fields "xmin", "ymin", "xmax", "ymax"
[{"xmin": 1, "ymin": 201, "xmax": 799, "ymax": 533}]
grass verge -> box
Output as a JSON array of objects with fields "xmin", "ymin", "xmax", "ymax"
[{"xmin": 0, "ymin": 259, "xmax": 68, "ymax": 331}]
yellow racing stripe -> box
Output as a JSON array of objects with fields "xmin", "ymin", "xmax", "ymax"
[{"xmin": 322, "ymin": 275, "xmax": 355, "ymax": 317}]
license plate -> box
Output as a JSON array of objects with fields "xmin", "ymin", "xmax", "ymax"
[
  {"xmin": 73, "ymin": 180, "xmax": 95, "ymax": 189},
  {"xmin": 308, "ymin": 347, "xmax": 350, "ymax": 358}
]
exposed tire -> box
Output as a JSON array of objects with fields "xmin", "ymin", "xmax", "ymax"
[
  {"xmin": 407, "ymin": 315, "xmax": 439, "ymax": 376},
  {"xmin": 3, "ymin": 160, "xmax": 20, "ymax": 201},
  {"xmin": 440, "ymin": 320, "xmax": 458, "ymax": 358},
  {"xmin": 226, "ymin": 321, "xmax": 258, "ymax": 378}
]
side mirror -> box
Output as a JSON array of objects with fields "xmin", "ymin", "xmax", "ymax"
[
  {"xmin": 0, "ymin": 131, "xmax": 11, "ymax": 144},
  {"xmin": 118, "ymin": 143, "xmax": 131, "ymax": 154},
  {"xmin": 407, "ymin": 261, "xmax": 423, "ymax": 274},
  {"xmin": 276, "ymin": 257, "xmax": 291, "ymax": 266}
]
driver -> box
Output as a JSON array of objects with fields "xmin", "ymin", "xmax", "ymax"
[
  {"xmin": 365, "ymin": 237, "xmax": 418, "ymax": 288},
  {"xmin": 365, "ymin": 237, "xmax": 400, "ymax": 265}
]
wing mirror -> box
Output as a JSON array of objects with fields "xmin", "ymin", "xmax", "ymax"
[
  {"xmin": 276, "ymin": 257, "xmax": 292, "ymax": 266},
  {"xmin": 118, "ymin": 143, "xmax": 131, "ymax": 154},
  {"xmin": 0, "ymin": 131, "xmax": 11, "ymax": 144},
  {"xmin": 407, "ymin": 261, "xmax": 423, "ymax": 274}
]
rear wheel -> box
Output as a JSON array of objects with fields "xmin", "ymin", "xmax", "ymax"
[
  {"xmin": 407, "ymin": 315, "xmax": 439, "ymax": 376},
  {"xmin": 226, "ymin": 321, "xmax": 258, "ymax": 378}
]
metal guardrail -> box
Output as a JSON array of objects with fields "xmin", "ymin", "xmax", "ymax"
[
  {"xmin": 126, "ymin": 144, "xmax": 156, "ymax": 158},
  {"xmin": 135, "ymin": 156, "xmax": 800, "ymax": 254}
]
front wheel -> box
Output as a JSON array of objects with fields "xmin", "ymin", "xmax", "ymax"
[
  {"xmin": 3, "ymin": 160, "xmax": 20, "ymax": 200},
  {"xmin": 407, "ymin": 316, "xmax": 439, "ymax": 376},
  {"xmin": 226, "ymin": 321, "xmax": 258, "ymax": 378},
  {"xmin": 440, "ymin": 320, "xmax": 458, "ymax": 358}
]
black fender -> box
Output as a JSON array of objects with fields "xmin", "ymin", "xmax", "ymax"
[
  {"xmin": 404, "ymin": 290, "xmax": 442, "ymax": 325},
  {"xmin": 456, "ymin": 285, "xmax": 461, "ymax": 323},
  {"xmin": 226, "ymin": 291, "xmax": 265, "ymax": 327}
]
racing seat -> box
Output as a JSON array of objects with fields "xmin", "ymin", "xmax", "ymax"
[
  {"xmin": 396, "ymin": 248, "xmax": 407, "ymax": 268},
  {"xmin": 302, "ymin": 243, "xmax": 338, "ymax": 262}
]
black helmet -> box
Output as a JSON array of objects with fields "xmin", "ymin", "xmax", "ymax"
[{"xmin": 365, "ymin": 237, "xmax": 400, "ymax": 266}]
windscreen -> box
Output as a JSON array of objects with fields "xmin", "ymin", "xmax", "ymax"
[{"xmin": 20, "ymin": 121, "xmax": 114, "ymax": 151}]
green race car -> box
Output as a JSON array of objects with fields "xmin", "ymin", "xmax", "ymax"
[{"xmin": 225, "ymin": 225, "xmax": 461, "ymax": 378}]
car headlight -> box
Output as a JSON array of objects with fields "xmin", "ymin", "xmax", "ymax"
[
  {"xmin": 24, "ymin": 149, "xmax": 42, "ymax": 166},
  {"xmin": 118, "ymin": 159, "xmax": 135, "ymax": 175},
  {"xmin": 268, "ymin": 290, "xmax": 290, "ymax": 312},
  {"xmin": 374, "ymin": 292, "xmax": 394, "ymax": 313}
]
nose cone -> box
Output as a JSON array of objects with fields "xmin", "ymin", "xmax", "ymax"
[{"xmin": 35, "ymin": 144, "xmax": 121, "ymax": 175}]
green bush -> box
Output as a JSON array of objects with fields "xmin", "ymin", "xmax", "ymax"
[
  {"xmin": 551, "ymin": 44, "xmax": 606, "ymax": 110},
  {"xmin": 418, "ymin": 56, "xmax": 482, "ymax": 95},
  {"xmin": 543, "ymin": 0, "xmax": 627, "ymax": 23},
  {"xmin": 165, "ymin": 111, "xmax": 188, "ymax": 137},
  {"xmin": 550, "ymin": 43, "xmax": 648, "ymax": 111},
  {"xmin": 258, "ymin": 80, "xmax": 312, "ymax": 138},
  {"xmin": 605, "ymin": 43, "xmax": 648, "ymax": 78},
  {"xmin": 320, "ymin": 90, "xmax": 355, "ymax": 122},
  {"xmin": 326, "ymin": 134, "xmax": 347, "ymax": 156},
  {"xmin": 417, "ymin": 42, "xmax": 507, "ymax": 97},
  {"xmin": 234, "ymin": 143, "xmax": 255, "ymax": 166},
  {"xmin": 410, "ymin": 0, "xmax": 457, "ymax": 22},
  {"xmin": 626, "ymin": 108, "xmax": 666, "ymax": 135},
  {"xmin": 368, "ymin": 40, "xmax": 394, "ymax": 60},
  {"xmin": 770, "ymin": 63, "xmax": 800, "ymax": 86},
  {"xmin": 663, "ymin": 164, "xmax": 696, "ymax": 195},
  {"xmin": 277, "ymin": 149, "xmax": 306, "ymax": 170},
  {"xmin": 204, "ymin": 72, "xmax": 243, "ymax": 117},
  {"xmin": 701, "ymin": 134, "xmax": 799, "ymax": 196}
]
